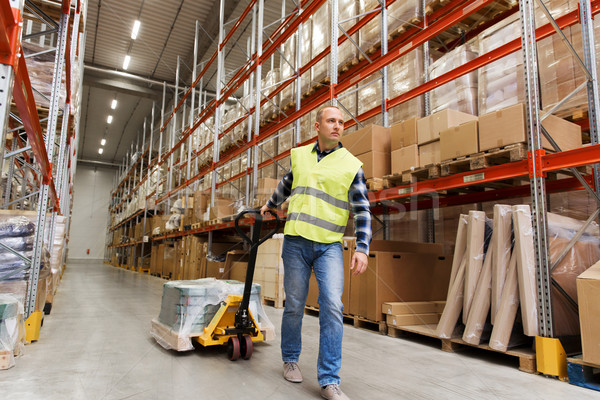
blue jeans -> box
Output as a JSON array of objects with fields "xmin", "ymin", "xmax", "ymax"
[{"xmin": 280, "ymin": 235, "xmax": 344, "ymax": 387}]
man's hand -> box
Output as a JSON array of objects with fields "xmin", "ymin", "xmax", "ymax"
[
  {"xmin": 350, "ymin": 251, "xmax": 368, "ymax": 276},
  {"xmin": 260, "ymin": 203, "xmax": 272, "ymax": 217}
]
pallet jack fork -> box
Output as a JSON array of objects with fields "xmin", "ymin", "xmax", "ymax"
[{"xmin": 194, "ymin": 209, "xmax": 281, "ymax": 361}]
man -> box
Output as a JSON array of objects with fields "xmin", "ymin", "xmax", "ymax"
[{"xmin": 260, "ymin": 106, "xmax": 371, "ymax": 400}]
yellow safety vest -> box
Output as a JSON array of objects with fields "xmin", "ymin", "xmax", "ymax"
[{"xmin": 284, "ymin": 143, "xmax": 362, "ymax": 243}]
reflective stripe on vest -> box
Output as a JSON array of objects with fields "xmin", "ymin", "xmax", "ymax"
[{"xmin": 284, "ymin": 144, "xmax": 362, "ymax": 243}]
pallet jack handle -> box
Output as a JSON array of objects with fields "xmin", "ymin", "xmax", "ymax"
[{"xmin": 234, "ymin": 209, "xmax": 282, "ymax": 330}]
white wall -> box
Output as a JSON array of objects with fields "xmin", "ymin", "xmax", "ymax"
[{"xmin": 69, "ymin": 164, "xmax": 114, "ymax": 261}]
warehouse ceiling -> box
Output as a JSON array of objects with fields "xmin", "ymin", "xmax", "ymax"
[{"xmin": 80, "ymin": 0, "xmax": 287, "ymax": 168}]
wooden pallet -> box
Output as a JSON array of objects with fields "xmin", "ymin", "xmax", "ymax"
[
  {"xmin": 263, "ymin": 296, "xmax": 285, "ymax": 309},
  {"xmin": 553, "ymin": 104, "xmax": 588, "ymax": 123},
  {"xmin": 387, "ymin": 324, "xmax": 536, "ymax": 374},
  {"xmin": 338, "ymin": 57, "xmax": 359, "ymax": 74},
  {"xmin": 440, "ymin": 143, "xmax": 527, "ymax": 177},
  {"xmin": 567, "ymin": 356, "xmax": 600, "ymax": 392},
  {"xmin": 384, "ymin": 164, "xmax": 441, "ymax": 187},
  {"xmin": 358, "ymin": 42, "xmax": 381, "ymax": 62},
  {"xmin": 190, "ymin": 222, "xmax": 203, "ymax": 230},
  {"xmin": 388, "ymin": 16, "xmax": 423, "ymax": 41},
  {"xmin": 366, "ymin": 178, "xmax": 384, "ymax": 191}
]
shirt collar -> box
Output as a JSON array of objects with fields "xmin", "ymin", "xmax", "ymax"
[{"xmin": 312, "ymin": 140, "xmax": 342, "ymax": 156}]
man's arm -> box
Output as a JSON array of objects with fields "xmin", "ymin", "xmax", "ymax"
[
  {"xmin": 260, "ymin": 170, "xmax": 293, "ymax": 216},
  {"xmin": 348, "ymin": 167, "xmax": 372, "ymax": 275}
]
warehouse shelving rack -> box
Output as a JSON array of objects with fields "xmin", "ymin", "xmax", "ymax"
[
  {"xmin": 106, "ymin": 0, "xmax": 600, "ymax": 368},
  {"xmin": 0, "ymin": 0, "xmax": 84, "ymax": 338}
]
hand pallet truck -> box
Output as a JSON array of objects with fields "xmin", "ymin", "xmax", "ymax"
[{"xmin": 193, "ymin": 209, "xmax": 281, "ymax": 361}]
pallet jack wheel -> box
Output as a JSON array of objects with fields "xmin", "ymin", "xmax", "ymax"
[
  {"xmin": 241, "ymin": 335, "xmax": 253, "ymax": 360},
  {"xmin": 227, "ymin": 336, "xmax": 240, "ymax": 361}
]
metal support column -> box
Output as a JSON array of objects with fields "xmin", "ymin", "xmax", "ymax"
[
  {"xmin": 520, "ymin": 0, "xmax": 550, "ymax": 337},
  {"xmin": 330, "ymin": 0, "xmax": 338, "ymax": 106},
  {"xmin": 26, "ymin": 10, "xmax": 70, "ymax": 317}
]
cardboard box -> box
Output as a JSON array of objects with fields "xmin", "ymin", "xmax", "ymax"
[
  {"xmin": 440, "ymin": 120, "xmax": 479, "ymax": 161},
  {"xmin": 479, "ymin": 103, "xmax": 582, "ymax": 152},
  {"xmin": 348, "ymin": 240, "xmax": 451, "ymax": 321},
  {"xmin": 382, "ymin": 301, "xmax": 438, "ymax": 315},
  {"xmin": 206, "ymin": 261, "xmax": 228, "ymax": 279},
  {"xmin": 417, "ymin": 109, "xmax": 477, "ymax": 145},
  {"xmin": 391, "ymin": 145, "xmax": 419, "ymax": 173},
  {"xmin": 193, "ymin": 191, "xmax": 210, "ymax": 217},
  {"xmin": 162, "ymin": 245, "xmax": 176, "ymax": 279},
  {"xmin": 391, "ymin": 117, "xmax": 418, "ymax": 151},
  {"xmin": 341, "ymin": 124, "xmax": 391, "ymax": 156},
  {"xmin": 386, "ymin": 313, "xmax": 440, "ymax": 327},
  {"xmin": 577, "ymin": 260, "xmax": 600, "ymax": 365},
  {"xmin": 208, "ymin": 198, "xmax": 234, "ymax": 220},
  {"xmin": 419, "ymin": 141, "xmax": 441, "ymax": 167},
  {"xmin": 357, "ymin": 150, "xmax": 390, "ymax": 179},
  {"xmin": 225, "ymin": 250, "xmax": 250, "ymax": 282}
]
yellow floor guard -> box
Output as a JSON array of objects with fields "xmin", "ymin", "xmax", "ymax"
[{"xmin": 536, "ymin": 336, "xmax": 568, "ymax": 380}]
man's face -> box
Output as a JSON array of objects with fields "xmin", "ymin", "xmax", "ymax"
[{"xmin": 315, "ymin": 107, "xmax": 344, "ymax": 146}]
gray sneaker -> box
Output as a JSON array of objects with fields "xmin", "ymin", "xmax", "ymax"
[
  {"xmin": 320, "ymin": 384, "xmax": 350, "ymax": 400},
  {"xmin": 283, "ymin": 362, "xmax": 303, "ymax": 383}
]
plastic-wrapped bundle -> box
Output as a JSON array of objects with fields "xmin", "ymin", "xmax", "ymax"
[
  {"xmin": 429, "ymin": 40, "xmax": 478, "ymax": 115},
  {"xmin": 0, "ymin": 217, "xmax": 35, "ymax": 238},
  {"xmin": 538, "ymin": 15, "xmax": 600, "ymax": 112},
  {"xmin": 21, "ymin": 41, "xmax": 66, "ymax": 109},
  {"xmin": 311, "ymin": 3, "xmax": 330, "ymax": 85},
  {"xmin": 277, "ymin": 127, "xmax": 295, "ymax": 154},
  {"xmin": 261, "ymin": 69, "xmax": 281, "ymax": 123},
  {"xmin": 0, "ymin": 294, "xmax": 25, "ymax": 370},
  {"xmin": 0, "ymin": 236, "xmax": 34, "ymax": 252},
  {"xmin": 358, "ymin": 0, "xmax": 381, "ymax": 53},
  {"xmin": 233, "ymin": 97, "xmax": 251, "ymax": 143},
  {"xmin": 388, "ymin": 47, "xmax": 424, "ymax": 122},
  {"xmin": 151, "ymin": 278, "xmax": 275, "ymax": 351},
  {"xmin": 358, "ymin": 75, "xmax": 380, "ymax": 117},
  {"xmin": 387, "ymin": 0, "xmax": 421, "ymax": 39},
  {"xmin": 478, "ymin": 13, "xmax": 523, "ymax": 115}
]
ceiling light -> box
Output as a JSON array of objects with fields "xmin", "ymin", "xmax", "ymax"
[
  {"xmin": 98, "ymin": 148, "xmax": 104, "ymax": 154},
  {"xmin": 131, "ymin": 20, "xmax": 141, "ymax": 40},
  {"xmin": 123, "ymin": 55, "xmax": 131, "ymax": 70},
  {"xmin": 107, "ymin": 115, "xmax": 113, "ymax": 124},
  {"xmin": 101, "ymin": 138, "xmax": 106, "ymax": 146},
  {"xmin": 111, "ymin": 99, "xmax": 117, "ymax": 109}
]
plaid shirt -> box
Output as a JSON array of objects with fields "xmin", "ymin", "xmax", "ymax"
[{"xmin": 267, "ymin": 142, "xmax": 372, "ymax": 255}]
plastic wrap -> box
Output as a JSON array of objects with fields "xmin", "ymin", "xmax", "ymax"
[
  {"xmin": 462, "ymin": 211, "xmax": 489, "ymax": 324},
  {"xmin": 488, "ymin": 251, "xmax": 519, "ymax": 351},
  {"xmin": 0, "ymin": 294, "xmax": 25, "ymax": 370},
  {"xmin": 387, "ymin": 0, "xmax": 421, "ymax": 38},
  {"xmin": 0, "ymin": 216, "xmax": 35, "ymax": 238},
  {"xmin": 388, "ymin": 48, "xmax": 425, "ymax": 123},
  {"xmin": 0, "ymin": 236, "xmax": 34, "ymax": 252},
  {"xmin": 491, "ymin": 205, "xmax": 513, "ymax": 325},
  {"xmin": 548, "ymin": 212, "xmax": 600, "ymax": 336},
  {"xmin": 311, "ymin": 3, "xmax": 330, "ymax": 85},
  {"xmin": 261, "ymin": 69, "xmax": 281, "ymax": 123},
  {"xmin": 358, "ymin": 0, "xmax": 381, "ymax": 53},
  {"xmin": 511, "ymin": 205, "xmax": 539, "ymax": 337},
  {"xmin": 429, "ymin": 40, "xmax": 478, "ymax": 115},
  {"xmin": 478, "ymin": 13, "xmax": 524, "ymax": 115},
  {"xmin": 538, "ymin": 16, "xmax": 600, "ymax": 112},
  {"xmin": 21, "ymin": 41, "xmax": 66, "ymax": 109},
  {"xmin": 150, "ymin": 278, "xmax": 275, "ymax": 351}
]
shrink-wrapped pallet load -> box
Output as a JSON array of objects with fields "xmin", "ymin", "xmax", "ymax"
[
  {"xmin": 429, "ymin": 40, "xmax": 479, "ymax": 115},
  {"xmin": 150, "ymin": 278, "xmax": 274, "ymax": 351},
  {"xmin": 388, "ymin": 48, "xmax": 425, "ymax": 123}
]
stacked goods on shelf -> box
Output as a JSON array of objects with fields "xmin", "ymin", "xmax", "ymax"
[
  {"xmin": 416, "ymin": 109, "xmax": 477, "ymax": 167},
  {"xmin": 439, "ymin": 120, "xmax": 479, "ymax": 161},
  {"xmin": 348, "ymin": 240, "xmax": 452, "ymax": 322},
  {"xmin": 536, "ymin": 0, "xmax": 600, "ymax": 114},
  {"xmin": 478, "ymin": 13, "xmax": 523, "ymax": 115},
  {"xmin": 388, "ymin": 48, "xmax": 425, "ymax": 124},
  {"xmin": 429, "ymin": 40, "xmax": 479, "ymax": 115},
  {"xmin": 0, "ymin": 294, "xmax": 26, "ymax": 370},
  {"xmin": 261, "ymin": 68, "xmax": 281, "ymax": 124},
  {"xmin": 577, "ymin": 260, "xmax": 600, "ymax": 365},
  {"xmin": 21, "ymin": 41, "xmax": 66, "ymax": 110},
  {"xmin": 390, "ymin": 118, "xmax": 419, "ymax": 172},
  {"xmin": 0, "ymin": 212, "xmax": 50, "ymax": 315},
  {"xmin": 340, "ymin": 125, "xmax": 391, "ymax": 179},
  {"xmin": 150, "ymin": 278, "xmax": 274, "ymax": 351},
  {"xmin": 46, "ymin": 215, "xmax": 66, "ymax": 305},
  {"xmin": 436, "ymin": 206, "xmax": 600, "ymax": 350},
  {"xmin": 478, "ymin": 103, "xmax": 582, "ymax": 152}
]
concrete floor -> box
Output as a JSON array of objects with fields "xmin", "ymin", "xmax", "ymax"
[{"xmin": 0, "ymin": 262, "xmax": 596, "ymax": 399}]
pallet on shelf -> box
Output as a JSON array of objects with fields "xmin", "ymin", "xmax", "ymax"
[
  {"xmin": 384, "ymin": 164, "xmax": 441, "ymax": 188},
  {"xmin": 440, "ymin": 143, "xmax": 527, "ymax": 177},
  {"xmin": 366, "ymin": 178, "xmax": 384, "ymax": 191},
  {"xmin": 567, "ymin": 356, "xmax": 600, "ymax": 392},
  {"xmin": 388, "ymin": 16, "xmax": 423, "ymax": 41},
  {"xmin": 387, "ymin": 323, "xmax": 536, "ymax": 374}
]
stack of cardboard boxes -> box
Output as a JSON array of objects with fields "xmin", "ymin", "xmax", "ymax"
[{"xmin": 340, "ymin": 125, "xmax": 391, "ymax": 180}]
